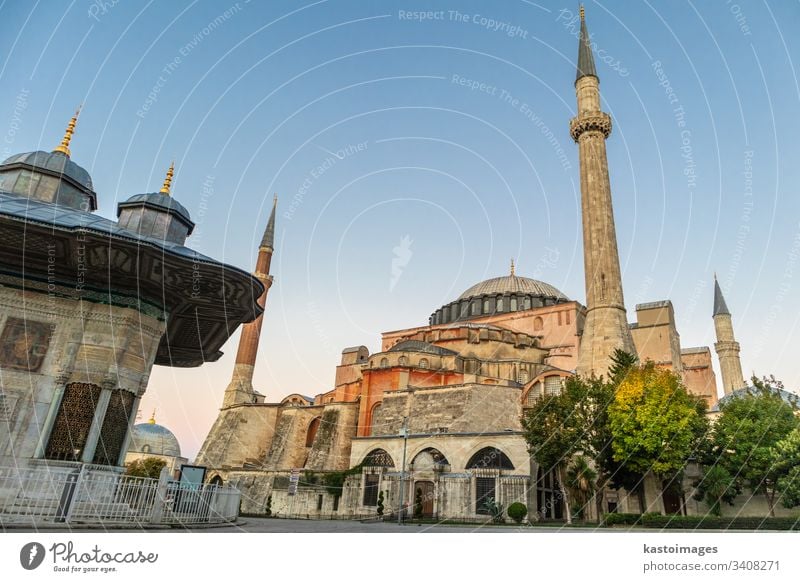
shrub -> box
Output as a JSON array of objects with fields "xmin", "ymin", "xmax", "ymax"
[
  {"xmin": 265, "ymin": 495, "xmax": 272, "ymax": 517},
  {"xmin": 377, "ymin": 491, "xmax": 384, "ymax": 517},
  {"xmin": 482, "ymin": 497, "xmax": 504, "ymax": 523},
  {"xmin": 602, "ymin": 512, "xmax": 800, "ymax": 531},
  {"xmin": 125, "ymin": 457, "xmax": 167, "ymax": 479},
  {"xmin": 507, "ymin": 502, "xmax": 528, "ymax": 524}
]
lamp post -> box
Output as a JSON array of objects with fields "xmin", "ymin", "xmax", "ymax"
[{"xmin": 397, "ymin": 416, "xmax": 409, "ymax": 525}]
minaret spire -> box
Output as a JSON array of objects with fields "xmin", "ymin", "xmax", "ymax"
[
  {"xmin": 260, "ymin": 194, "xmax": 278, "ymax": 250},
  {"xmin": 53, "ymin": 107, "xmax": 81, "ymax": 157},
  {"xmin": 576, "ymin": 5, "xmax": 597, "ymax": 81},
  {"xmin": 510, "ymin": 258, "xmax": 515, "ymax": 276},
  {"xmin": 713, "ymin": 276, "xmax": 744, "ymax": 394},
  {"xmin": 159, "ymin": 162, "xmax": 174, "ymax": 195},
  {"xmin": 571, "ymin": 7, "xmax": 636, "ymax": 377},
  {"xmin": 222, "ymin": 196, "xmax": 278, "ymax": 407}
]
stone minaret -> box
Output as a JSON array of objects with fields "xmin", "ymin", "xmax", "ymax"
[
  {"xmin": 221, "ymin": 195, "xmax": 277, "ymax": 407},
  {"xmin": 713, "ymin": 276, "xmax": 745, "ymax": 395},
  {"xmin": 571, "ymin": 7, "xmax": 636, "ymax": 377}
]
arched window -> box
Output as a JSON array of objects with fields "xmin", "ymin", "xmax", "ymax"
[
  {"xmin": 363, "ymin": 448, "xmax": 395, "ymax": 467},
  {"xmin": 398, "ymin": 356, "xmax": 407, "ymax": 366},
  {"xmin": 306, "ymin": 417, "xmax": 321, "ymax": 447},
  {"xmin": 470, "ymin": 302, "xmax": 478, "ymax": 315},
  {"xmin": 519, "ymin": 369, "xmax": 529, "ymax": 383},
  {"xmin": 523, "ymin": 296, "xmax": 532, "ymax": 310},
  {"xmin": 380, "ymin": 357, "xmax": 389, "ymax": 368},
  {"xmin": 368, "ymin": 402, "xmax": 382, "ymax": 436},
  {"xmin": 496, "ymin": 297, "xmax": 504, "ymax": 312},
  {"xmin": 419, "ymin": 358, "xmax": 429, "ymax": 369},
  {"xmin": 411, "ymin": 448, "xmax": 450, "ymax": 470},
  {"xmin": 483, "ymin": 299, "xmax": 490, "ymax": 313},
  {"xmin": 510, "ymin": 297, "xmax": 518, "ymax": 311},
  {"xmin": 466, "ymin": 447, "xmax": 514, "ymax": 470},
  {"xmin": 533, "ymin": 316, "xmax": 543, "ymax": 331}
]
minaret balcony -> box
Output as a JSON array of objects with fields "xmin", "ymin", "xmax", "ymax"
[{"xmin": 570, "ymin": 111, "xmax": 612, "ymax": 141}]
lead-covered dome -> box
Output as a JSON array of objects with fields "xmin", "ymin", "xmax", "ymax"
[
  {"xmin": 0, "ymin": 150, "xmax": 97, "ymax": 210},
  {"xmin": 430, "ymin": 271, "xmax": 570, "ymax": 325},
  {"xmin": 128, "ymin": 419, "xmax": 182, "ymax": 457},
  {"xmin": 457, "ymin": 275, "xmax": 568, "ymax": 302}
]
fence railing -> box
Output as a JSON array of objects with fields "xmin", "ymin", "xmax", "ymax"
[{"xmin": 0, "ymin": 465, "xmax": 240, "ymax": 527}]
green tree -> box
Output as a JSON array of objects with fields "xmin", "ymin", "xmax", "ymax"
[
  {"xmin": 125, "ymin": 457, "xmax": 167, "ymax": 479},
  {"xmin": 692, "ymin": 465, "xmax": 737, "ymax": 516},
  {"xmin": 708, "ymin": 376, "xmax": 798, "ymax": 516},
  {"xmin": 566, "ymin": 456, "xmax": 597, "ymax": 520},
  {"xmin": 522, "ymin": 374, "xmax": 614, "ymax": 523},
  {"xmin": 608, "ymin": 362, "xmax": 709, "ymax": 511},
  {"xmin": 773, "ymin": 427, "xmax": 800, "ymax": 509}
]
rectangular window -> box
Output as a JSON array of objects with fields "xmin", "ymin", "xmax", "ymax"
[
  {"xmin": 316, "ymin": 495, "xmax": 324, "ymax": 511},
  {"xmin": 475, "ymin": 477, "xmax": 496, "ymax": 515},
  {"xmin": 566, "ymin": 310, "xmax": 571, "ymax": 325},
  {"xmin": 363, "ymin": 473, "xmax": 380, "ymax": 507},
  {"xmin": 333, "ymin": 495, "xmax": 340, "ymax": 512}
]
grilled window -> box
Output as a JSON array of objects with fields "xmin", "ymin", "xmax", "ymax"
[
  {"xmin": 544, "ymin": 376, "xmax": 562, "ymax": 396},
  {"xmin": 475, "ymin": 477, "xmax": 496, "ymax": 515},
  {"xmin": 363, "ymin": 473, "xmax": 380, "ymax": 506},
  {"xmin": 93, "ymin": 389, "xmax": 135, "ymax": 466},
  {"xmin": 45, "ymin": 382, "xmax": 102, "ymax": 461}
]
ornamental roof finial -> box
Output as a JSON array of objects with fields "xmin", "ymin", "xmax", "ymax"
[
  {"xmin": 53, "ymin": 106, "xmax": 81, "ymax": 156},
  {"xmin": 160, "ymin": 162, "xmax": 175, "ymax": 195},
  {"xmin": 510, "ymin": 258, "xmax": 516, "ymax": 276}
]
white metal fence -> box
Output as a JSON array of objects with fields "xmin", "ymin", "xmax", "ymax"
[{"xmin": 0, "ymin": 465, "xmax": 240, "ymax": 527}]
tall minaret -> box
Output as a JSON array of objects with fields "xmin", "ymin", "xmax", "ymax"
[
  {"xmin": 571, "ymin": 6, "xmax": 636, "ymax": 377},
  {"xmin": 713, "ymin": 276, "xmax": 745, "ymax": 395},
  {"xmin": 221, "ymin": 195, "xmax": 277, "ymax": 407}
]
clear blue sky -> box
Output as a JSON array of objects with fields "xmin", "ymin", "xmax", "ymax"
[{"xmin": 2, "ymin": 1, "xmax": 798, "ymax": 458}]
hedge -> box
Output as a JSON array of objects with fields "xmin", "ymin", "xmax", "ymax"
[{"xmin": 603, "ymin": 512, "xmax": 800, "ymax": 530}]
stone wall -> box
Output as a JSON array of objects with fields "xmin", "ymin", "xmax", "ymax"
[{"xmin": 370, "ymin": 383, "xmax": 523, "ymax": 438}]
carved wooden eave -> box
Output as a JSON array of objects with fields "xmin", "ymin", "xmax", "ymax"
[{"xmin": 0, "ymin": 191, "xmax": 264, "ymax": 367}]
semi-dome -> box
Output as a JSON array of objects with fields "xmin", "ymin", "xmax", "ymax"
[
  {"xmin": 430, "ymin": 265, "xmax": 570, "ymax": 325},
  {"xmin": 128, "ymin": 417, "xmax": 182, "ymax": 457}
]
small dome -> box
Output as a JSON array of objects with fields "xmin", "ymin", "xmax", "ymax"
[
  {"xmin": 457, "ymin": 275, "xmax": 568, "ymax": 302},
  {"xmin": 0, "ymin": 150, "xmax": 97, "ymax": 210},
  {"xmin": 711, "ymin": 385, "xmax": 800, "ymax": 413},
  {"xmin": 128, "ymin": 421, "xmax": 181, "ymax": 457},
  {"xmin": 118, "ymin": 192, "xmax": 193, "ymax": 228}
]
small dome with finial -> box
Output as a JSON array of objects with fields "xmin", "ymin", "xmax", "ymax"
[
  {"xmin": 128, "ymin": 411, "xmax": 182, "ymax": 457},
  {"xmin": 0, "ymin": 108, "xmax": 97, "ymax": 210},
  {"xmin": 117, "ymin": 162, "xmax": 195, "ymax": 245}
]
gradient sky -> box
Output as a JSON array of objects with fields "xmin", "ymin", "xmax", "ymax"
[{"xmin": 2, "ymin": 0, "xmax": 799, "ymax": 459}]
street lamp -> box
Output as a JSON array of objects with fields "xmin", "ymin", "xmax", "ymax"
[{"xmin": 397, "ymin": 416, "xmax": 409, "ymax": 525}]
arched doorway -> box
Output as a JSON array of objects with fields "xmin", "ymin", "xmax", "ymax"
[{"xmin": 209, "ymin": 475, "xmax": 223, "ymax": 487}]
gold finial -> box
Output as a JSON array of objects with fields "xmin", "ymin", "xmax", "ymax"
[
  {"xmin": 148, "ymin": 409, "xmax": 156, "ymax": 424},
  {"xmin": 579, "ymin": 4, "xmax": 585, "ymax": 20},
  {"xmin": 510, "ymin": 258, "xmax": 516, "ymax": 276},
  {"xmin": 160, "ymin": 162, "xmax": 174, "ymax": 195},
  {"xmin": 53, "ymin": 106, "xmax": 81, "ymax": 157},
  {"xmin": 273, "ymin": 193, "xmax": 278, "ymax": 204}
]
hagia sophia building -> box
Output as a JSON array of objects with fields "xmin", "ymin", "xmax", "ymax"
[
  {"xmin": 0, "ymin": 9, "xmax": 784, "ymax": 521},
  {"xmin": 193, "ymin": 10, "xmax": 779, "ymax": 520}
]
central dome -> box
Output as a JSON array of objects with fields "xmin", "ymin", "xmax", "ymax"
[
  {"xmin": 430, "ymin": 272, "xmax": 570, "ymax": 325},
  {"xmin": 128, "ymin": 420, "xmax": 181, "ymax": 457},
  {"xmin": 457, "ymin": 275, "xmax": 568, "ymax": 302}
]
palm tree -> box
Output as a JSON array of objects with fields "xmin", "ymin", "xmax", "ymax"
[{"xmin": 566, "ymin": 456, "xmax": 597, "ymax": 520}]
